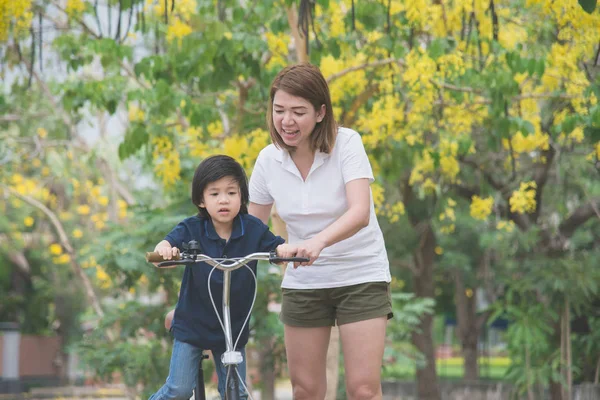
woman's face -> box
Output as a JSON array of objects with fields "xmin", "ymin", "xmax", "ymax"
[{"xmin": 272, "ymin": 90, "xmax": 325, "ymax": 152}]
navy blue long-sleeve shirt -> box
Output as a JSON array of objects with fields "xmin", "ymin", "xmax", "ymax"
[{"xmin": 165, "ymin": 213, "xmax": 285, "ymax": 351}]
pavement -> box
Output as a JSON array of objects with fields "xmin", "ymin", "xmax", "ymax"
[{"xmin": 0, "ymin": 383, "xmax": 294, "ymax": 400}]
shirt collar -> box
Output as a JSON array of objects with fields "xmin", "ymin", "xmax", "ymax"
[
  {"xmin": 204, "ymin": 214, "xmax": 245, "ymax": 241},
  {"xmin": 277, "ymin": 148, "xmax": 329, "ymax": 180}
]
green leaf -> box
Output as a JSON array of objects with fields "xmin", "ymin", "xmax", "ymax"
[
  {"xmin": 527, "ymin": 59, "xmax": 537, "ymax": 76},
  {"xmin": 118, "ymin": 125, "xmax": 148, "ymax": 160},
  {"xmin": 578, "ymin": 0, "xmax": 597, "ymax": 13},
  {"xmin": 428, "ymin": 39, "xmax": 447, "ymax": 59},
  {"xmin": 522, "ymin": 120, "xmax": 535, "ymax": 135},
  {"xmin": 535, "ymin": 59, "xmax": 546, "ymax": 77},
  {"xmin": 584, "ymin": 126, "xmax": 600, "ymax": 142}
]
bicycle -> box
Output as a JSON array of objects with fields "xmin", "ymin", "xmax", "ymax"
[{"xmin": 146, "ymin": 240, "xmax": 308, "ymax": 400}]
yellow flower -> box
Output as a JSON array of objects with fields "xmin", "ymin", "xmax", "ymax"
[
  {"xmin": 77, "ymin": 205, "xmax": 91, "ymax": 215},
  {"xmin": 98, "ymin": 196, "xmax": 109, "ymax": 207},
  {"xmin": 440, "ymin": 156, "xmax": 460, "ymax": 182},
  {"xmin": 32, "ymin": 158, "xmax": 41, "ymax": 168},
  {"xmin": 128, "ymin": 104, "xmax": 145, "ymax": 122},
  {"xmin": 11, "ymin": 174, "xmax": 24, "ymax": 184},
  {"xmin": 37, "ymin": 127, "xmax": 48, "ymax": 138},
  {"xmin": 435, "ymin": 246, "xmax": 444, "ymax": 255},
  {"xmin": 509, "ymin": 181, "xmax": 537, "ymax": 214},
  {"xmin": 470, "ymin": 196, "xmax": 494, "ymax": 220},
  {"xmin": 167, "ymin": 19, "xmax": 193, "ymax": 42},
  {"xmin": 49, "ymin": 243, "xmax": 63, "ymax": 255},
  {"xmin": 72, "ymin": 229, "xmax": 83, "ymax": 239},
  {"xmin": 465, "ymin": 288, "xmax": 474, "ymax": 298},
  {"xmin": 53, "ymin": 254, "xmax": 71, "ymax": 265},
  {"xmin": 497, "ymin": 220, "xmax": 515, "ymax": 232},
  {"xmin": 66, "ymin": 0, "xmax": 86, "ymax": 17},
  {"xmin": 96, "ymin": 266, "xmax": 112, "ymax": 289},
  {"xmin": 41, "ymin": 167, "xmax": 50, "ymax": 177},
  {"xmin": 24, "ymin": 216, "xmax": 34, "ymax": 227}
]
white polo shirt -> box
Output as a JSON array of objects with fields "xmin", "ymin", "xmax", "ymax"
[{"xmin": 249, "ymin": 127, "xmax": 391, "ymax": 289}]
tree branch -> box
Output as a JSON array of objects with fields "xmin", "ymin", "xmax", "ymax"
[
  {"xmin": 327, "ymin": 58, "xmax": 406, "ymax": 84},
  {"xmin": 558, "ymin": 198, "xmax": 600, "ymax": 239},
  {"xmin": 1, "ymin": 184, "xmax": 110, "ymax": 334}
]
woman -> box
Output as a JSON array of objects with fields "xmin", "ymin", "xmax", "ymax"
[{"xmin": 249, "ymin": 63, "xmax": 392, "ymax": 400}]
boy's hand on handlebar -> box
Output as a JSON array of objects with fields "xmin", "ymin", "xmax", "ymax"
[
  {"xmin": 294, "ymin": 237, "xmax": 326, "ymax": 268},
  {"xmin": 155, "ymin": 244, "xmax": 180, "ymax": 260}
]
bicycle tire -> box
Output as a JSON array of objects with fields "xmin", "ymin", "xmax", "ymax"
[
  {"xmin": 225, "ymin": 365, "xmax": 241, "ymax": 400},
  {"xmin": 195, "ymin": 352, "xmax": 207, "ymax": 400}
]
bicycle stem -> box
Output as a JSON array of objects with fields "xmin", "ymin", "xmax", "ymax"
[{"xmin": 222, "ymin": 269, "xmax": 234, "ymax": 352}]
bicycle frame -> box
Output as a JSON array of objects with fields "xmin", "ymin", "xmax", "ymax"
[{"xmin": 146, "ymin": 242, "xmax": 307, "ymax": 400}]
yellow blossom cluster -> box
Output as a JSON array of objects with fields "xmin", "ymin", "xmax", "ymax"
[
  {"xmin": 470, "ymin": 195, "xmax": 494, "ymax": 220},
  {"xmin": 318, "ymin": 1, "xmax": 346, "ymax": 37},
  {"xmin": 66, "ymin": 0, "xmax": 86, "ymax": 18},
  {"xmin": 503, "ymin": 131, "xmax": 549, "ymax": 155},
  {"xmin": 265, "ymin": 32, "xmax": 289, "ymax": 70},
  {"xmin": 439, "ymin": 198, "xmax": 457, "ymax": 234},
  {"xmin": 386, "ymin": 201, "xmax": 406, "ymax": 223},
  {"xmin": 167, "ymin": 19, "xmax": 193, "ymax": 43},
  {"xmin": 149, "ymin": 0, "xmax": 197, "ymax": 43},
  {"xmin": 152, "ymin": 136, "xmax": 181, "ymax": 189},
  {"xmin": 0, "ymin": 0, "xmax": 32, "ymax": 41},
  {"xmin": 371, "ymin": 183, "xmax": 385, "ymax": 214},
  {"xmin": 409, "ymin": 150, "xmax": 435, "ymax": 185},
  {"xmin": 357, "ymin": 94, "xmax": 405, "ymax": 147},
  {"xmin": 222, "ymin": 129, "xmax": 270, "ymax": 169},
  {"xmin": 95, "ymin": 266, "xmax": 112, "ymax": 289},
  {"xmin": 9, "ymin": 174, "xmax": 54, "ymax": 207},
  {"xmin": 320, "ymin": 54, "xmax": 369, "ymax": 105},
  {"xmin": 496, "ymin": 220, "xmax": 515, "ymax": 233},
  {"xmin": 128, "ymin": 105, "xmax": 145, "ymax": 122},
  {"xmin": 439, "ymin": 139, "xmax": 460, "ymax": 182},
  {"xmin": 207, "ymin": 121, "xmax": 224, "ymax": 138},
  {"xmin": 509, "ymin": 181, "xmax": 537, "ymax": 214},
  {"xmin": 49, "ymin": 243, "xmax": 71, "ymax": 264},
  {"xmin": 183, "ymin": 126, "xmax": 210, "ymax": 158}
]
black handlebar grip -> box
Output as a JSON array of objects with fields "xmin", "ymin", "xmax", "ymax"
[
  {"xmin": 146, "ymin": 252, "xmax": 181, "ymax": 263},
  {"xmin": 270, "ymin": 256, "xmax": 311, "ymax": 264}
]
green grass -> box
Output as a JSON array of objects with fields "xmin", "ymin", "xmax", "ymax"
[{"xmin": 383, "ymin": 357, "xmax": 510, "ymax": 380}]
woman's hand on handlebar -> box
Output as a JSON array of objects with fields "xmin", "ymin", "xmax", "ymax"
[
  {"xmin": 294, "ymin": 237, "xmax": 326, "ymax": 267},
  {"xmin": 274, "ymin": 244, "xmax": 296, "ymax": 265}
]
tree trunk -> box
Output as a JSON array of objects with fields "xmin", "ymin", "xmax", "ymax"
[
  {"xmin": 550, "ymin": 382, "xmax": 563, "ymax": 400},
  {"xmin": 411, "ymin": 223, "xmax": 441, "ymax": 400},
  {"xmin": 453, "ymin": 270, "xmax": 479, "ymax": 380},
  {"xmin": 285, "ymin": 5, "xmax": 309, "ymax": 63}
]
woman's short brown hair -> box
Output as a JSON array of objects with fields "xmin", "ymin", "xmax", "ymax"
[{"xmin": 266, "ymin": 63, "xmax": 338, "ymax": 154}]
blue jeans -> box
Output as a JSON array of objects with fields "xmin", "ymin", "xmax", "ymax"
[{"xmin": 149, "ymin": 339, "xmax": 248, "ymax": 400}]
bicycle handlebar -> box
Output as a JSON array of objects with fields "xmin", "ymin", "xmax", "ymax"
[{"xmin": 145, "ymin": 250, "xmax": 310, "ymax": 270}]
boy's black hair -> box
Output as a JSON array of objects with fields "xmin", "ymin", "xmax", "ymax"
[{"xmin": 191, "ymin": 155, "xmax": 249, "ymax": 219}]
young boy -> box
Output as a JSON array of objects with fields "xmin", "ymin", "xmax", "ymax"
[{"xmin": 149, "ymin": 155, "xmax": 291, "ymax": 400}]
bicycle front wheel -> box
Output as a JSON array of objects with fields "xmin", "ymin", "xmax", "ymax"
[{"xmin": 225, "ymin": 365, "xmax": 241, "ymax": 400}]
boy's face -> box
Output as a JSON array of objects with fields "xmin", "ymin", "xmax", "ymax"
[{"xmin": 199, "ymin": 176, "xmax": 242, "ymax": 228}]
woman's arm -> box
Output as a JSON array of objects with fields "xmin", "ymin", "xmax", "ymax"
[
  {"xmin": 249, "ymin": 202, "xmax": 274, "ymax": 225},
  {"xmin": 296, "ymin": 178, "xmax": 371, "ymax": 265}
]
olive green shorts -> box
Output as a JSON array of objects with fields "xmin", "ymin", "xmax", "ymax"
[{"xmin": 280, "ymin": 281, "xmax": 393, "ymax": 327}]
